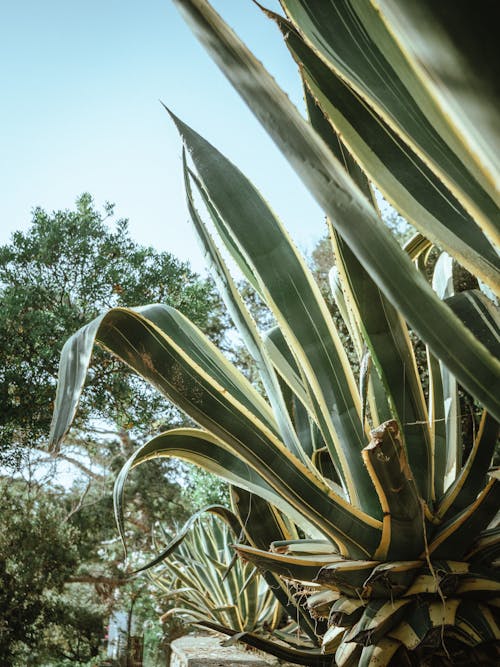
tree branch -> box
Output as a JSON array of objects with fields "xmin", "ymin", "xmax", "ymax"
[
  {"xmin": 65, "ymin": 478, "xmax": 92, "ymax": 522},
  {"xmin": 66, "ymin": 575, "xmax": 129, "ymax": 586},
  {"xmin": 34, "ymin": 449, "xmax": 107, "ymax": 482}
]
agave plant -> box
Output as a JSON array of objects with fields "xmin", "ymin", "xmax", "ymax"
[
  {"xmin": 149, "ymin": 508, "xmax": 281, "ymax": 634},
  {"xmin": 49, "ymin": 1, "xmax": 500, "ymax": 665}
]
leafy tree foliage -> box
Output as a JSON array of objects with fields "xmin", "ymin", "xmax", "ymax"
[
  {"xmin": 0, "ymin": 193, "xmax": 224, "ymax": 466},
  {"xmin": 0, "ymin": 477, "xmax": 82, "ymax": 665},
  {"xmin": 0, "ymin": 194, "xmax": 230, "ymax": 663}
]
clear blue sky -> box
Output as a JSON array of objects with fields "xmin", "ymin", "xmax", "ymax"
[{"xmin": 0, "ymin": 0, "xmax": 325, "ymax": 273}]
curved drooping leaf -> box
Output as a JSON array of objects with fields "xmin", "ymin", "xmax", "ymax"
[
  {"xmin": 191, "ymin": 620, "xmax": 332, "ymax": 666},
  {"xmin": 50, "ymin": 302, "xmax": 382, "ymax": 556},
  {"xmin": 49, "ymin": 303, "xmax": 277, "ymax": 451},
  {"xmin": 171, "ymin": 0, "xmax": 500, "ymax": 425}
]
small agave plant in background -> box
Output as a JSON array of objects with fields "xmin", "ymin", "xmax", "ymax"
[
  {"xmin": 148, "ymin": 507, "xmax": 281, "ymax": 637},
  {"xmin": 49, "ymin": 1, "xmax": 500, "ymax": 665}
]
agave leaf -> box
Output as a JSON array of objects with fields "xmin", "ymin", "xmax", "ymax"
[
  {"xmin": 270, "ymin": 539, "xmax": 338, "ymax": 556},
  {"xmin": 344, "ymin": 598, "xmax": 412, "ymax": 646},
  {"xmin": 48, "ymin": 304, "xmax": 277, "ymax": 451},
  {"xmin": 334, "ymin": 640, "xmax": 363, "ymax": 666},
  {"xmin": 192, "ymin": 620, "xmax": 331, "ymax": 666},
  {"xmin": 273, "ymin": 9, "xmax": 500, "ymax": 292},
  {"xmin": 362, "ymin": 420, "xmax": 425, "ymax": 560},
  {"xmin": 113, "ymin": 427, "xmax": 319, "ymax": 548},
  {"xmin": 49, "ymin": 303, "xmax": 381, "ymax": 554},
  {"xmin": 425, "ymin": 347, "xmax": 447, "ymax": 501},
  {"xmin": 432, "ymin": 252, "xmax": 461, "ymax": 487},
  {"xmin": 304, "ymin": 82, "xmax": 432, "ymax": 499},
  {"xmin": 168, "ymin": 108, "xmax": 379, "ymax": 516},
  {"xmin": 233, "ymin": 543, "xmax": 344, "ymax": 583},
  {"xmin": 171, "ymin": 0, "xmax": 500, "ymax": 423},
  {"xmin": 183, "ymin": 155, "xmax": 307, "ymax": 463},
  {"xmin": 428, "ymin": 470, "xmax": 500, "ymax": 559},
  {"xmin": 437, "ymin": 411, "xmax": 499, "ymax": 521},
  {"xmin": 280, "ymin": 0, "xmax": 500, "ymax": 248},
  {"xmin": 376, "ymin": 0, "xmax": 500, "ymax": 206},
  {"xmin": 230, "ymin": 487, "xmax": 322, "ymax": 644},
  {"xmin": 328, "ymin": 267, "xmax": 363, "ymax": 358},
  {"xmin": 184, "ymin": 163, "xmax": 262, "ymax": 298},
  {"xmin": 358, "ymin": 637, "xmax": 401, "ymax": 667}
]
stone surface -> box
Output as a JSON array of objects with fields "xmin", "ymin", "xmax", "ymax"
[{"xmin": 170, "ymin": 635, "xmax": 279, "ymax": 667}]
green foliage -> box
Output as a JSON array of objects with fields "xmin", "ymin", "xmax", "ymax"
[
  {"xmin": 181, "ymin": 466, "xmax": 230, "ymax": 507},
  {"xmin": 0, "ymin": 478, "xmax": 81, "ymax": 665},
  {"xmin": 151, "ymin": 512, "xmax": 279, "ymax": 633},
  {"xmin": 0, "ymin": 193, "xmax": 222, "ymax": 466},
  {"xmin": 0, "ymin": 193, "xmax": 233, "ymax": 664}
]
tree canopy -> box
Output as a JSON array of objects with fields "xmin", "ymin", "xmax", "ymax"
[
  {"xmin": 0, "ymin": 193, "xmax": 224, "ymax": 467},
  {"xmin": 0, "ymin": 194, "xmax": 230, "ymax": 664}
]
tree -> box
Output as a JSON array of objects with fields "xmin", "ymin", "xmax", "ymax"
[
  {"xmin": 0, "ymin": 194, "xmax": 230, "ymax": 664},
  {"xmin": 0, "ymin": 193, "xmax": 224, "ymax": 467},
  {"xmin": 0, "ymin": 477, "xmax": 81, "ymax": 665}
]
